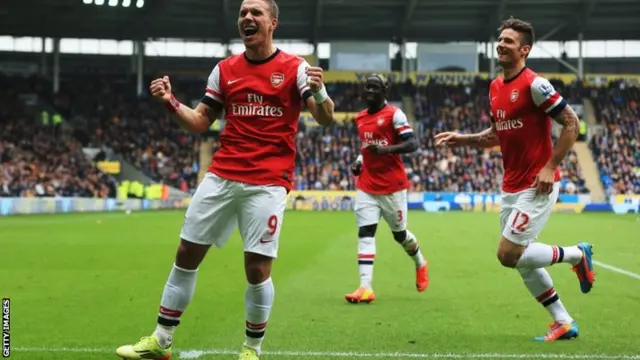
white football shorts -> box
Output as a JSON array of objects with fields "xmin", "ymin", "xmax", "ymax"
[
  {"xmin": 499, "ymin": 182, "xmax": 560, "ymax": 246},
  {"xmin": 180, "ymin": 172, "xmax": 287, "ymax": 258},
  {"xmin": 355, "ymin": 189, "xmax": 408, "ymax": 232}
]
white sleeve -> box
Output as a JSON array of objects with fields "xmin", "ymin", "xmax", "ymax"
[
  {"xmin": 296, "ymin": 60, "xmax": 312, "ymax": 98},
  {"xmin": 530, "ymin": 76, "xmax": 566, "ymax": 116},
  {"xmin": 392, "ymin": 108, "xmax": 413, "ymax": 136},
  {"xmin": 204, "ymin": 65, "xmax": 224, "ymax": 104}
]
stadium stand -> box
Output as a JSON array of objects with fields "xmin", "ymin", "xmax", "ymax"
[
  {"xmin": 49, "ymin": 76, "xmax": 201, "ymax": 194},
  {"xmin": 0, "ymin": 75, "xmax": 117, "ymax": 198},
  {"xmin": 588, "ymin": 84, "xmax": 639, "ymax": 195},
  {"xmin": 1, "ymin": 0, "xmax": 638, "ymax": 204},
  {"xmin": 293, "ymin": 77, "xmax": 590, "ymax": 194},
  {"xmin": 1, "ymin": 73, "xmax": 595, "ymax": 197}
]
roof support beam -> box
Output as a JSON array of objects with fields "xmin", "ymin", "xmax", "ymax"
[
  {"xmin": 119, "ymin": 0, "xmax": 170, "ymax": 39},
  {"xmin": 536, "ymin": 0, "xmax": 596, "ymax": 41},
  {"xmin": 496, "ymin": 0, "xmax": 508, "ymax": 21},
  {"xmin": 579, "ymin": 0, "xmax": 598, "ymax": 31},
  {"xmin": 221, "ymin": 0, "xmax": 230, "ymax": 43},
  {"xmin": 397, "ymin": 0, "xmax": 418, "ymax": 38},
  {"xmin": 311, "ymin": 0, "xmax": 323, "ymax": 44},
  {"xmin": 537, "ymin": 23, "xmax": 567, "ymax": 42},
  {"xmin": 486, "ymin": 0, "xmax": 509, "ymax": 39}
]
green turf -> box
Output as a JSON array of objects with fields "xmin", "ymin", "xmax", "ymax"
[{"xmin": 1, "ymin": 210, "xmax": 639, "ymax": 360}]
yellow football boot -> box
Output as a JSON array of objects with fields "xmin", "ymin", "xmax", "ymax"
[
  {"xmin": 239, "ymin": 346, "xmax": 260, "ymax": 360},
  {"xmin": 344, "ymin": 287, "xmax": 376, "ymax": 304},
  {"xmin": 115, "ymin": 334, "xmax": 171, "ymax": 360}
]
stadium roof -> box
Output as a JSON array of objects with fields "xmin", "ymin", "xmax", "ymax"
[{"xmin": 3, "ymin": 0, "xmax": 640, "ymax": 43}]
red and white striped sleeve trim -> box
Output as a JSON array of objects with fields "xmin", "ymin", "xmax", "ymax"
[
  {"xmin": 392, "ymin": 108, "xmax": 413, "ymax": 136},
  {"xmin": 296, "ymin": 59, "xmax": 311, "ymax": 97},
  {"xmin": 530, "ymin": 76, "xmax": 565, "ymax": 115},
  {"xmin": 204, "ymin": 65, "xmax": 224, "ymax": 103}
]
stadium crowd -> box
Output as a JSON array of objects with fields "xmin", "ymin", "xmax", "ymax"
[
  {"xmin": 51, "ymin": 76, "xmax": 202, "ymax": 193},
  {"xmin": 295, "ymin": 77, "xmax": 590, "ymax": 195},
  {"xmin": 4, "ymin": 72, "xmax": 637, "ymax": 199},
  {"xmin": 588, "ymin": 84, "xmax": 639, "ymax": 195},
  {"xmin": 0, "ymin": 75, "xmax": 117, "ymax": 198}
]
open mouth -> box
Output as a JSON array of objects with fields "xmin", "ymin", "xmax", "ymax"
[{"xmin": 243, "ymin": 26, "xmax": 258, "ymax": 37}]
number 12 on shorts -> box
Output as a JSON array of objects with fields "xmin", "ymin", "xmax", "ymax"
[{"xmin": 511, "ymin": 211, "xmax": 530, "ymax": 233}]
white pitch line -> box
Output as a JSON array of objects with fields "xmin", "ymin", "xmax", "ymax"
[
  {"xmin": 593, "ymin": 260, "xmax": 640, "ymax": 280},
  {"xmin": 12, "ymin": 347, "xmax": 640, "ymax": 359},
  {"xmin": 179, "ymin": 349, "xmax": 640, "ymax": 359}
]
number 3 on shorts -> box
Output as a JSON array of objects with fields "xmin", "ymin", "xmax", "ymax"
[
  {"xmin": 396, "ymin": 210, "xmax": 403, "ymax": 223},
  {"xmin": 511, "ymin": 211, "xmax": 530, "ymax": 233}
]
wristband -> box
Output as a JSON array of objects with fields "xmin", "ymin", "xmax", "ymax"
[
  {"xmin": 164, "ymin": 94, "xmax": 180, "ymax": 113},
  {"xmin": 312, "ymin": 86, "xmax": 329, "ymax": 104},
  {"xmin": 356, "ymin": 154, "xmax": 363, "ymax": 163}
]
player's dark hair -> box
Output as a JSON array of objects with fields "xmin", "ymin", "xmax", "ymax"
[
  {"xmin": 498, "ymin": 16, "xmax": 535, "ymax": 48},
  {"xmin": 370, "ymin": 74, "xmax": 390, "ymax": 92}
]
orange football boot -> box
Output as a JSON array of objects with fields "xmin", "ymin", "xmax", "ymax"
[
  {"xmin": 416, "ymin": 263, "xmax": 429, "ymax": 292},
  {"xmin": 572, "ymin": 242, "xmax": 595, "ymax": 294},
  {"xmin": 534, "ymin": 321, "xmax": 579, "ymax": 342},
  {"xmin": 344, "ymin": 287, "xmax": 376, "ymax": 304}
]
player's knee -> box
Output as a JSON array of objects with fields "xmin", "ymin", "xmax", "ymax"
[
  {"xmin": 496, "ymin": 249, "xmax": 522, "ymax": 268},
  {"xmin": 175, "ymin": 239, "xmax": 210, "ymax": 270},
  {"xmin": 497, "ymin": 251, "xmax": 519, "ymax": 268},
  {"xmin": 392, "ymin": 230, "xmax": 407, "ymax": 243},
  {"xmin": 244, "ymin": 252, "xmax": 273, "ymax": 284},
  {"xmin": 497, "ymin": 237, "xmax": 525, "ymax": 268},
  {"xmin": 358, "ymin": 224, "xmax": 377, "ymax": 238}
]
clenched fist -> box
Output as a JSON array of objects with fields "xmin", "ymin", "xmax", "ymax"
[
  {"xmin": 305, "ymin": 66, "xmax": 325, "ymax": 93},
  {"xmin": 149, "ymin": 76, "xmax": 173, "ymax": 103}
]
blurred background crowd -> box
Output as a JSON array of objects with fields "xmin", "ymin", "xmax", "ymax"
[{"xmin": 1, "ymin": 73, "xmax": 637, "ymax": 199}]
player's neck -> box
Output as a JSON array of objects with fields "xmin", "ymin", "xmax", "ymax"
[
  {"xmin": 245, "ymin": 41, "xmax": 277, "ymax": 62},
  {"xmin": 502, "ymin": 62, "xmax": 526, "ymax": 81},
  {"xmin": 367, "ymin": 102, "xmax": 386, "ymax": 114}
]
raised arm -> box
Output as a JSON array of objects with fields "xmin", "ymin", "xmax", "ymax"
[
  {"xmin": 297, "ymin": 61, "xmax": 335, "ymax": 126},
  {"xmin": 166, "ymin": 96, "xmax": 222, "ymax": 134},
  {"xmin": 153, "ymin": 65, "xmax": 225, "ymax": 134}
]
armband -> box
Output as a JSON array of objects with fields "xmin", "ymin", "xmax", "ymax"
[
  {"xmin": 164, "ymin": 94, "xmax": 181, "ymax": 113},
  {"xmin": 312, "ymin": 87, "xmax": 329, "ymax": 104}
]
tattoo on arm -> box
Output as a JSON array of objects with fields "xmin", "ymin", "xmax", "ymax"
[
  {"xmin": 552, "ymin": 106, "xmax": 580, "ymax": 137},
  {"xmin": 467, "ymin": 123, "xmax": 499, "ymax": 147},
  {"xmin": 546, "ymin": 105, "xmax": 580, "ymax": 168}
]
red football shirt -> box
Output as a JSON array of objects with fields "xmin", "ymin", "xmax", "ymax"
[
  {"xmin": 355, "ymin": 104, "xmax": 412, "ymax": 195},
  {"xmin": 202, "ymin": 49, "xmax": 312, "ymax": 191},
  {"xmin": 489, "ymin": 67, "xmax": 564, "ymax": 193}
]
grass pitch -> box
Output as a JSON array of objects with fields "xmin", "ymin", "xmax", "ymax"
[{"xmin": 1, "ymin": 210, "xmax": 639, "ymax": 359}]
